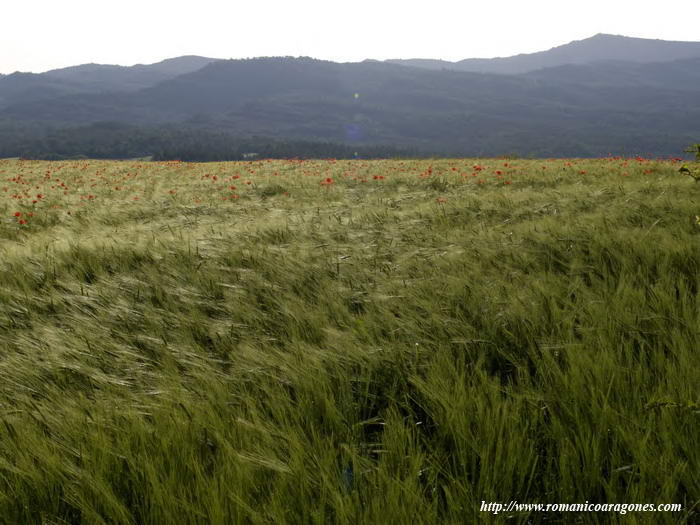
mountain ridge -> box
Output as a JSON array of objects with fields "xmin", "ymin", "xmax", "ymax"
[
  {"xmin": 387, "ymin": 33, "xmax": 700, "ymax": 74},
  {"xmin": 0, "ymin": 56, "xmax": 221, "ymax": 109},
  {"xmin": 1, "ymin": 34, "xmax": 699, "ymax": 158}
]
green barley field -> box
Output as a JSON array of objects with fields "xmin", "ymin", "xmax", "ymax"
[{"xmin": 0, "ymin": 156, "xmax": 698, "ymax": 524}]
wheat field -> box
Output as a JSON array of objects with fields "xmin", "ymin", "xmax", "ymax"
[{"xmin": 0, "ymin": 156, "xmax": 698, "ymax": 524}]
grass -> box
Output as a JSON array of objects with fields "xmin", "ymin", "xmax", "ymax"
[{"xmin": 0, "ymin": 156, "xmax": 698, "ymax": 524}]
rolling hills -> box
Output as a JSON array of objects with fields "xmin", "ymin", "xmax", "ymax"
[
  {"xmin": 1, "ymin": 34, "xmax": 698, "ymax": 158},
  {"xmin": 387, "ymin": 33, "xmax": 700, "ymax": 73}
]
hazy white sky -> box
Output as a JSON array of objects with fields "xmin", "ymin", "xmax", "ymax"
[{"xmin": 1, "ymin": 0, "xmax": 698, "ymax": 74}]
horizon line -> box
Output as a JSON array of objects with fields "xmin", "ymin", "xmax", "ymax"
[{"xmin": 3, "ymin": 32, "xmax": 700, "ymax": 75}]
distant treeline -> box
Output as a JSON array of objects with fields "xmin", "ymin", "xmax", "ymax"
[{"xmin": 0, "ymin": 121, "xmax": 419, "ymax": 161}]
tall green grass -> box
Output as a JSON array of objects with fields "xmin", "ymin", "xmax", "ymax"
[{"xmin": 0, "ymin": 157, "xmax": 698, "ymax": 523}]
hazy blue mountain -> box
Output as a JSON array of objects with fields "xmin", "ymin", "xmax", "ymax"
[
  {"xmin": 378, "ymin": 58, "xmax": 454, "ymax": 70},
  {"xmin": 1, "ymin": 35, "xmax": 699, "ymax": 158},
  {"xmin": 0, "ymin": 73, "xmax": 80, "ymax": 109},
  {"xmin": 3, "ymin": 54, "xmax": 698, "ymax": 157},
  {"xmin": 387, "ymin": 34, "xmax": 700, "ymax": 74},
  {"xmin": 43, "ymin": 56, "xmax": 221, "ymax": 91},
  {"xmin": 0, "ymin": 56, "xmax": 220, "ymax": 109},
  {"xmin": 524, "ymin": 57, "xmax": 700, "ymax": 91}
]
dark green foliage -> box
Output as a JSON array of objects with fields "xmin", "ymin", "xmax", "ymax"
[{"xmin": 0, "ymin": 121, "xmax": 416, "ymax": 161}]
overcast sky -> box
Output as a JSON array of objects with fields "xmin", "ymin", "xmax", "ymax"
[{"xmin": 2, "ymin": 0, "xmax": 699, "ymax": 74}]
